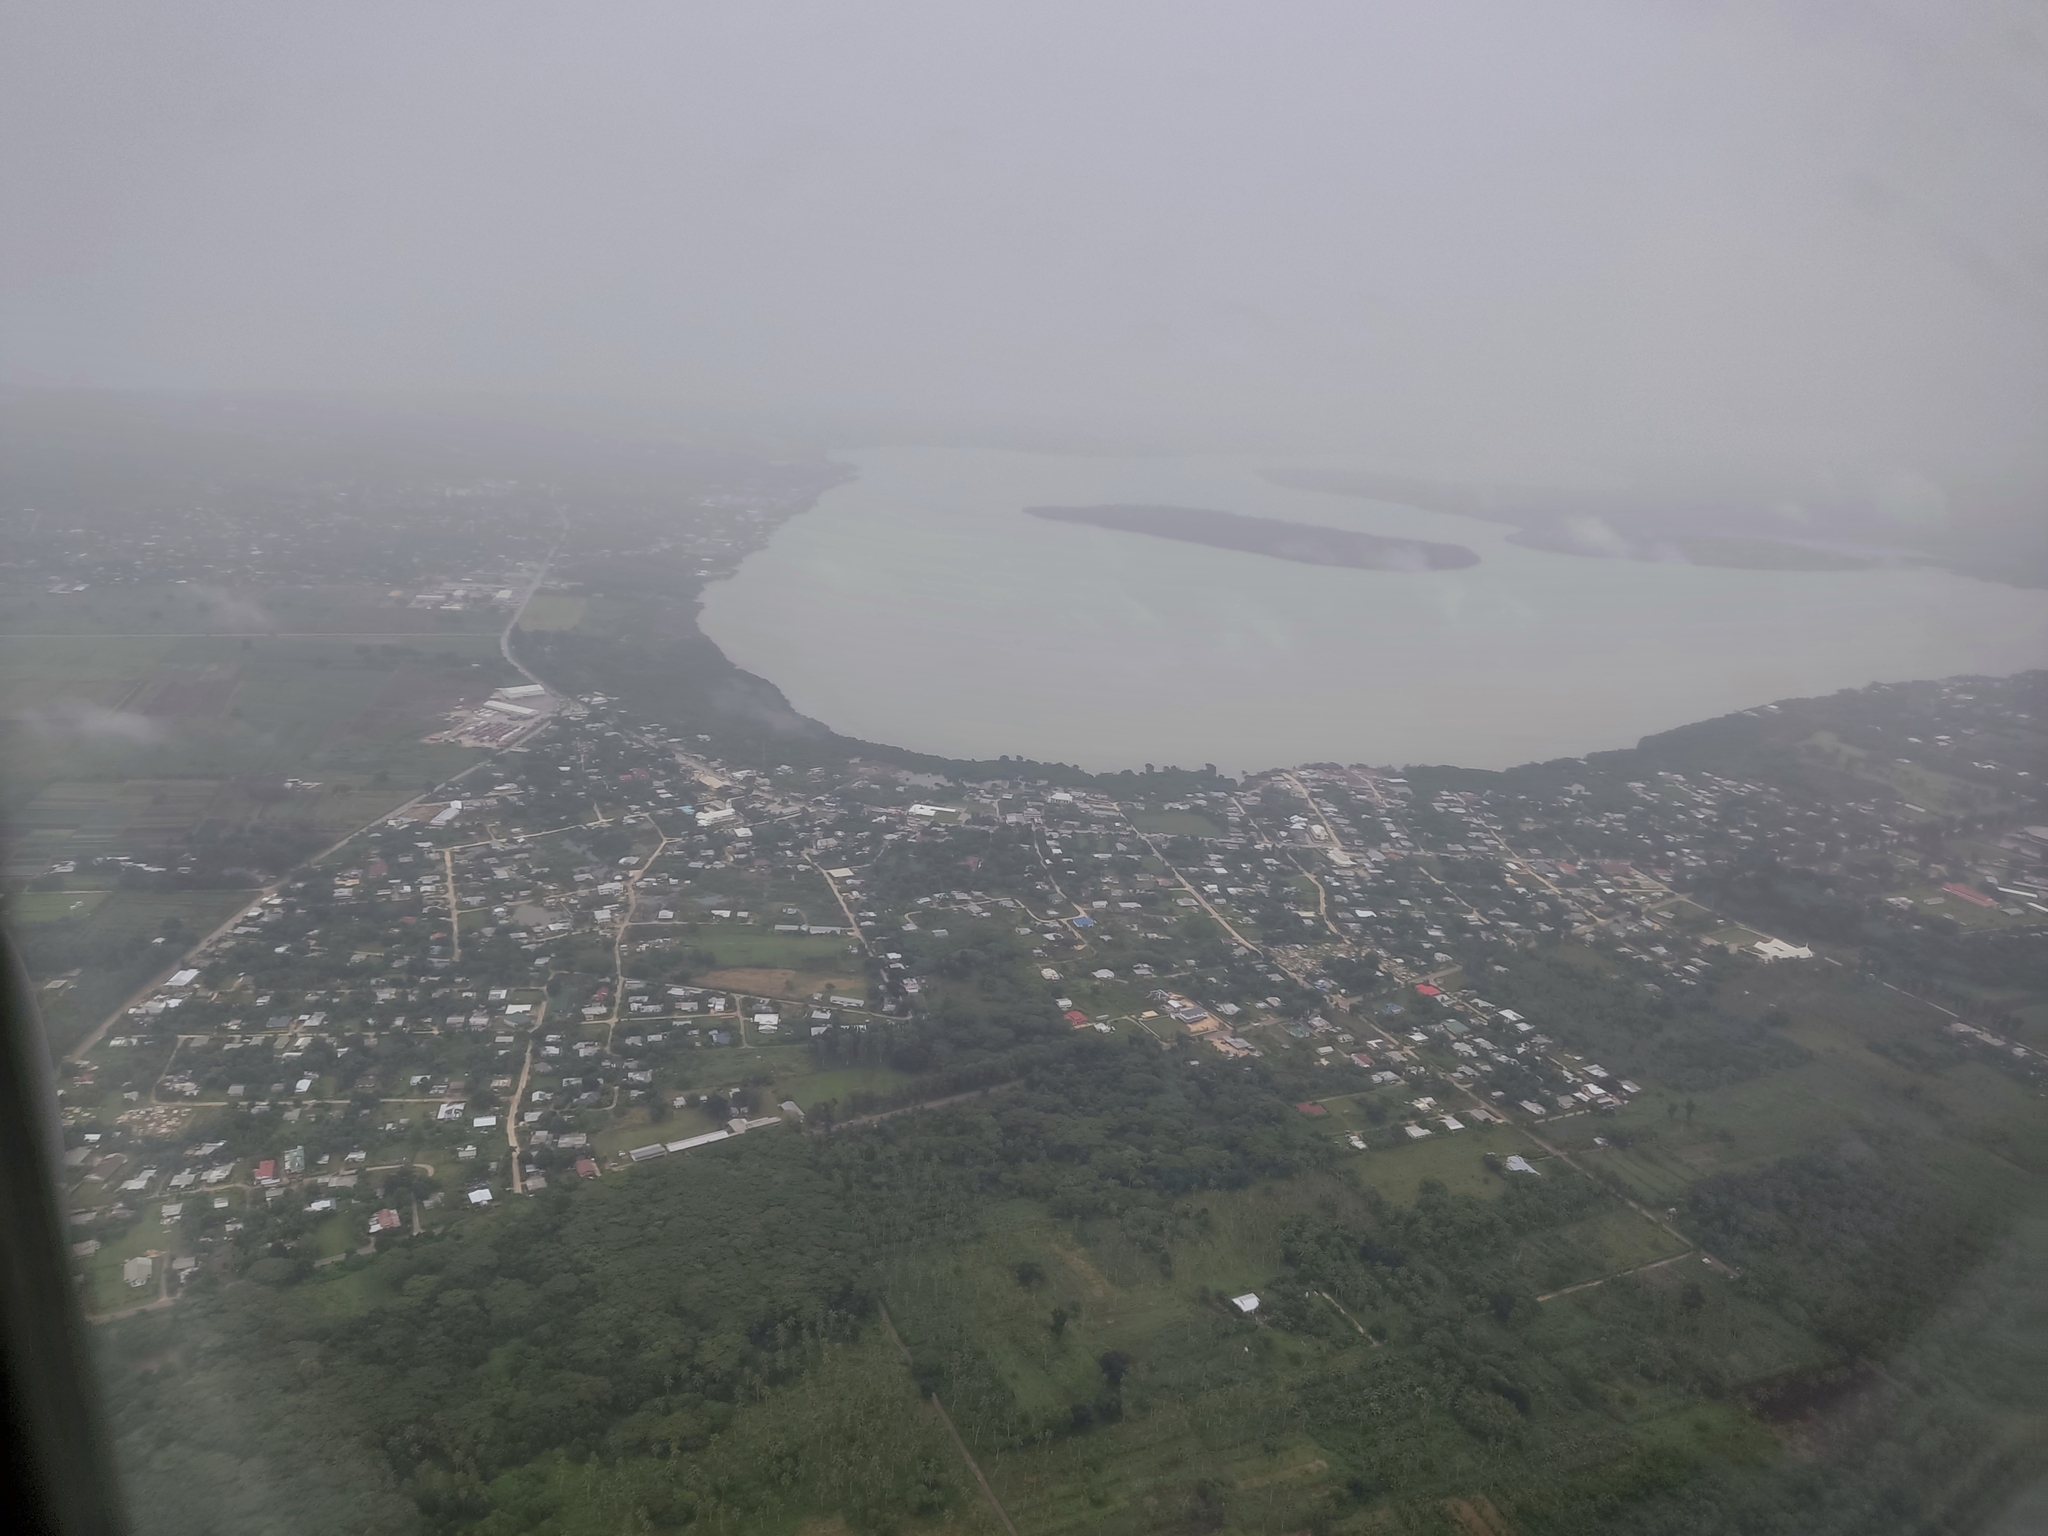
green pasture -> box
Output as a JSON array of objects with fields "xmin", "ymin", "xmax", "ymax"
[
  {"xmin": 9, "ymin": 888, "xmax": 109, "ymax": 922},
  {"xmin": 0, "ymin": 631, "xmax": 495, "ymax": 802},
  {"xmin": 683, "ymin": 925, "xmax": 866, "ymax": 972},
  {"xmin": 23, "ymin": 886, "xmax": 255, "ymax": 1052}
]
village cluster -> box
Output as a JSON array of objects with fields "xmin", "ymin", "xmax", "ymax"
[{"xmin": 53, "ymin": 644, "xmax": 2048, "ymax": 1307}]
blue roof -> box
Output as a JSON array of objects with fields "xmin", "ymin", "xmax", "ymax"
[{"xmin": 1071, "ymin": 915, "xmax": 1096, "ymax": 928}]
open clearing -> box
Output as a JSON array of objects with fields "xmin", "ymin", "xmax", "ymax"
[
  {"xmin": 516, "ymin": 594, "xmax": 587, "ymax": 631},
  {"xmin": 1128, "ymin": 810, "xmax": 1226, "ymax": 838}
]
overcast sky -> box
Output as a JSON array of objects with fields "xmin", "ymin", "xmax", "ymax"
[{"xmin": 3, "ymin": 1, "xmax": 2043, "ymax": 491}]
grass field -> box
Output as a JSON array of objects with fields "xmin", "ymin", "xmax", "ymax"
[
  {"xmin": 17, "ymin": 888, "xmax": 256, "ymax": 1054},
  {"xmin": 60, "ymin": 887, "xmax": 253, "ymax": 948},
  {"xmin": 647, "ymin": 1042, "xmax": 914, "ymax": 1117},
  {"xmin": 780, "ymin": 1064, "xmax": 916, "ymax": 1107},
  {"xmin": 0, "ymin": 581, "xmax": 507, "ymax": 640},
  {"xmin": 0, "ymin": 632, "xmax": 497, "ymax": 849},
  {"xmin": 684, "ymin": 927, "xmax": 865, "ymax": 973},
  {"xmin": 8, "ymin": 888, "xmax": 110, "ymax": 922},
  {"xmin": 81, "ymin": 1223, "xmax": 166, "ymax": 1316},
  {"xmin": 516, "ymin": 594, "xmax": 587, "ymax": 631},
  {"xmin": 1797, "ymin": 730, "xmax": 2009, "ymax": 817},
  {"xmin": 1344, "ymin": 1120, "xmax": 1529, "ymax": 1204}
]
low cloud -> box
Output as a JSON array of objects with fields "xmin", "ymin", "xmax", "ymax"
[
  {"xmin": 191, "ymin": 585, "xmax": 277, "ymax": 632},
  {"xmin": 1873, "ymin": 472, "xmax": 1951, "ymax": 529},
  {"xmin": 1560, "ymin": 516, "xmax": 1632, "ymax": 558},
  {"xmin": 20, "ymin": 701, "xmax": 165, "ymax": 743}
]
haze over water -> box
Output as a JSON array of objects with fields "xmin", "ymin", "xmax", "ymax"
[{"xmin": 702, "ymin": 448, "xmax": 2048, "ymax": 775}]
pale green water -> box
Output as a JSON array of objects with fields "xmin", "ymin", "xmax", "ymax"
[{"xmin": 699, "ymin": 448, "xmax": 2048, "ymax": 773}]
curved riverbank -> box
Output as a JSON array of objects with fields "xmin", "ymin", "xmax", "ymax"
[{"xmin": 701, "ymin": 447, "xmax": 2048, "ymax": 774}]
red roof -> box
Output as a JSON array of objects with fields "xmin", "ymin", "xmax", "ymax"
[
  {"xmin": 1064, "ymin": 1009, "xmax": 1090, "ymax": 1026},
  {"xmin": 254, "ymin": 1159, "xmax": 276, "ymax": 1181},
  {"xmin": 575, "ymin": 1157, "xmax": 600, "ymax": 1178},
  {"xmin": 1414, "ymin": 984, "xmax": 1440, "ymax": 997}
]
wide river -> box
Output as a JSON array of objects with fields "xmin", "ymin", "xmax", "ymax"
[{"xmin": 700, "ymin": 448, "xmax": 2048, "ymax": 774}]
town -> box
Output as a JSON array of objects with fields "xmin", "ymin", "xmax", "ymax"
[
  {"xmin": 8, "ymin": 406, "xmax": 2048, "ymax": 1534},
  {"xmin": 31, "ymin": 612, "xmax": 2048, "ymax": 1310}
]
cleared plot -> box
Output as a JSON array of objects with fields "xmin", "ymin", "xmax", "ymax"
[
  {"xmin": 1128, "ymin": 809, "xmax": 1225, "ymax": 838},
  {"xmin": 1579, "ymin": 1140, "xmax": 1704, "ymax": 1205},
  {"xmin": 775, "ymin": 1064, "xmax": 915, "ymax": 1107},
  {"xmin": 1656, "ymin": 898, "xmax": 1722, "ymax": 932},
  {"xmin": 1349, "ymin": 1119, "xmax": 1544, "ymax": 1205},
  {"xmin": 80, "ymin": 1224, "xmax": 168, "ymax": 1316},
  {"xmin": 685, "ymin": 927, "xmax": 865, "ymax": 972},
  {"xmin": 1538, "ymin": 1268, "xmax": 1825, "ymax": 1403},
  {"xmin": 1059, "ymin": 974, "xmax": 1149, "ymax": 1020},
  {"xmin": 287, "ymin": 783, "xmax": 440, "ymax": 837},
  {"xmin": 308, "ymin": 1211, "xmax": 361, "ymax": 1260},
  {"xmin": 590, "ymin": 1109, "xmax": 720, "ymax": 1161},
  {"xmin": 697, "ymin": 966, "xmax": 813, "ymax": 1000},
  {"xmin": 516, "ymin": 594, "xmax": 587, "ymax": 631},
  {"xmin": 1702, "ymin": 922, "xmax": 1768, "ymax": 950},
  {"xmin": 1893, "ymin": 882, "xmax": 2035, "ymax": 930},
  {"xmin": 1514, "ymin": 1201, "xmax": 1691, "ymax": 1293}
]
